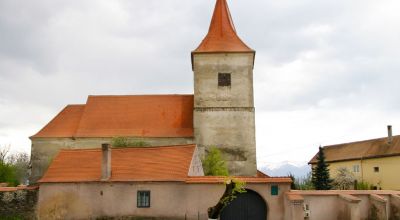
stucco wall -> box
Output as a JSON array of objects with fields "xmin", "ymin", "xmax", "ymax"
[
  {"xmin": 37, "ymin": 182, "xmax": 290, "ymax": 220},
  {"xmin": 30, "ymin": 137, "xmax": 195, "ymax": 183},
  {"xmin": 289, "ymin": 192, "xmax": 400, "ymax": 220},
  {"xmin": 192, "ymin": 52, "xmax": 257, "ymax": 176},
  {"xmin": 322, "ymin": 156, "xmax": 400, "ymax": 190}
]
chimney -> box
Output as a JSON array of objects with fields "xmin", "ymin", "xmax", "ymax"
[
  {"xmin": 388, "ymin": 125, "xmax": 393, "ymax": 144},
  {"xmin": 101, "ymin": 143, "xmax": 111, "ymax": 181}
]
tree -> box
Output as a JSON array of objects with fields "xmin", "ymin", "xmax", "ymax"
[
  {"xmin": 0, "ymin": 145, "xmax": 18, "ymax": 186},
  {"xmin": 8, "ymin": 152, "xmax": 30, "ymax": 185},
  {"xmin": 208, "ymin": 179, "xmax": 246, "ymax": 219},
  {"xmin": 333, "ymin": 167, "xmax": 355, "ymax": 190},
  {"xmin": 0, "ymin": 145, "xmax": 30, "ymax": 186},
  {"xmin": 202, "ymin": 147, "xmax": 229, "ymax": 176},
  {"xmin": 289, "ymin": 173, "xmax": 296, "ymax": 190},
  {"xmin": 312, "ymin": 147, "xmax": 333, "ymax": 190}
]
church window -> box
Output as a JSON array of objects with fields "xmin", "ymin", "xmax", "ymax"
[
  {"xmin": 137, "ymin": 191, "xmax": 150, "ymax": 208},
  {"xmin": 218, "ymin": 73, "xmax": 231, "ymax": 87}
]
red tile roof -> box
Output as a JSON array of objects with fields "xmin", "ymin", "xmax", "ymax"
[
  {"xmin": 32, "ymin": 105, "xmax": 85, "ymax": 138},
  {"xmin": 39, "ymin": 145, "xmax": 196, "ymax": 183},
  {"xmin": 309, "ymin": 135, "xmax": 400, "ymax": 164},
  {"xmin": 32, "ymin": 95, "xmax": 194, "ymax": 138},
  {"xmin": 193, "ymin": 0, "xmax": 253, "ymax": 53},
  {"xmin": 185, "ymin": 176, "xmax": 292, "ymax": 184}
]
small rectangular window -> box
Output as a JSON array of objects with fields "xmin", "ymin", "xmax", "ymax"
[
  {"xmin": 137, "ymin": 191, "xmax": 150, "ymax": 208},
  {"xmin": 218, "ymin": 73, "xmax": 231, "ymax": 87},
  {"xmin": 271, "ymin": 185, "xmax": 279, "ymax": 196},
  {"xmin": 353, "ymin": 165, "xmax": 360, "ymax": 173},
  {"xmin": 374, "ymin": 167, "xmax": 379, "ymax": 173}
]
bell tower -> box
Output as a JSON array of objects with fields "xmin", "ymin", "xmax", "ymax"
[{"xmin": 192, "ymin": 0, "xmax": 257, "ymax": 176}]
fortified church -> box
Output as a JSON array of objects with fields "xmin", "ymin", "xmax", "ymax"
[
  {"xmin": 30, "ymin": 0, "xmax": 257, "ymax": 183},
  {"xmin": 32, "ymin": 1, "xmax": 295, "ymax": 219},
  {"xmin": 21, "ymin": 0, "xmax": 400, "ymax": 220}
]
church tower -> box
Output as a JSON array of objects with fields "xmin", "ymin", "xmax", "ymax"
[{"xmin": 192, "ymin": 0, "xmax": 257, "ymax": 176}]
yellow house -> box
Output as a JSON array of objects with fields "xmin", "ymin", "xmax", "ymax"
[{"xmin": 309, "ymin": 126, "xmax": 400, "ymax": 190}]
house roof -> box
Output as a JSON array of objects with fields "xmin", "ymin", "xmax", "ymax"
[
  {"xmin": 185, "ymin": 176, "xmax": 291, "ymax": 184},
  {"xmin": 39, "ymin": 145, "xmax": 197, "ymax": 183},
  {"xmin": 32, "ymin": 95, "xmax": 194, "ymax": 138},
  {"xmin": 193, "ymin": 0, "xmax": 253, "ymax": 53},
  {"xmin": 309, "ymin": 135, "xmax": 400, "ymax": 164},
  {"xmin": 185, "ymin": 170, "xmax": 291, "ymax": 184}
]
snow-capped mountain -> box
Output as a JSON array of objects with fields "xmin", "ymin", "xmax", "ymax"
[{"xmin": 259, "ymin": 161, "xmax": 311, "ymax": 178}]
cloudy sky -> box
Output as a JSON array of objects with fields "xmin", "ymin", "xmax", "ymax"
[{"xmin": 1, "ymin": 0, "xmax": 399, "ymax": 167}]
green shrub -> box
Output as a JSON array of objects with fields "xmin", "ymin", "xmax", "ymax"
[
  {"xmin": 202, "ymin": 147, "xmax": 229, "ymax": 176},
  {"xmin": 111, "ymin": 137, "xmax": 150, "ymax": 148},
  {"xmin": 355, "ymin": 181, "xmax": 372, "ymax": 190}
]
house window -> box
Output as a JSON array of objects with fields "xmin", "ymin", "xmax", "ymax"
[
  {"xmin": 374, "ymin": 167, "xmax": 379, "ymax": 173},
  {"xmin": 137, "ymin": 191, "xmax": 150, "ymax": 208},
  {"xmin": 218, "ymin": 73, "xmax": 231, "ymax": 87},
  {"xmin": 271, "ymin": 185, "xmax": 279, "ymax": 196},
  {"xmin": 353, "ymin": 165, "xmax": 360, "ymax": 173}
]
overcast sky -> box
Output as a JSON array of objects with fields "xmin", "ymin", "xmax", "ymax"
[{"xmin": 1, "ymin": 0, "xmax": 399, "ymax": 167}]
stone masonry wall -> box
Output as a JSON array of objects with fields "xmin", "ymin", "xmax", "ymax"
[{"xmin": 0, "ymin": 188, "xmax": 38, "ymax": 219}]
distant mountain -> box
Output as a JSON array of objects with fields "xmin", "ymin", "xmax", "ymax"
[{"xmin": 259, "ymin": 161, "xmax": 311, "ymax": 178}]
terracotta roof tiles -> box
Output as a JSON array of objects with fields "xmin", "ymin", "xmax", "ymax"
[
  {"xmin": 39, "ymin": 145, "xmax": 196, "ymax": 183},
  {"xmin": 185, "ymin": 176, "xmax": 292, "ymax": 184},
  {"xmin": 32, "ymin": 95, "xmax": 194, "ymax": 138},
  {"xmin": 32, "ymin": 105, "xmax": 85, "ymax": 138},
  {"xmin": 193, "ymin": 0, "xmax": 253, "ymax": 53}
]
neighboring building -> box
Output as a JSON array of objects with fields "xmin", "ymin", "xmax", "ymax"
[
  {"xmin": 309, "ymin": 126, "xmax": 400, "ymax": 190},
  {"xmin": 30, "ymin": 0, "xmax": 257, "ymax": 183}
]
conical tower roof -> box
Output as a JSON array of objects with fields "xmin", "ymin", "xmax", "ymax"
[{"xmin": 193, "ymin": 0, "xmax": 254, "ymax": 53}]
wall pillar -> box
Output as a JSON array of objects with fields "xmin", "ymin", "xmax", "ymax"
[
  {"xmin": 285, "ymin": 193, "xmax": 305, "ymax": 220},
  {"xmin": 369, "ymin": 194, "xmax": 389, "ymax": 220},
  {"xmin": 339, "ymin": 194, "xmax": 361, "ymax": 220},
  {"xmin": 390, "ymin": 194, "xmax": 400, "ymax": 219}
]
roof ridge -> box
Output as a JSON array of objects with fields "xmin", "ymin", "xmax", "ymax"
[
  {"xmin": 324, "ymin": 135, "xmax": 399, "ymax": 149},
  {"xmin": 87, "ymin": 94, "xmax": 194, "ymax": 98},
  {"xmin": 58, "ymin": 144, "xmax": 196, "ymax": 153},
  {"xmin": 112, "ymin": 144, "xmax": 196, "ymax": 151}
]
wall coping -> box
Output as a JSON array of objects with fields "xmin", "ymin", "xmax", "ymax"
[
  {"xmin": 370, "ymin": 194, "xmax": 388, "ymax": 203},
  {"xmin": 339, "ymin": 194, "xmax": 362, "ymax": 203},
  {"xmin": 0, "ymin": 186, "xmax": 39, "ymax": 192}
]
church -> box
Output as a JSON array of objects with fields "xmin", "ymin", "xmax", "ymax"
[
  {"xmin": 30, "ymin": 0, "xmax": 257, "ymax": 184},
  {"xmin": 28, "ymin": 0, "xmax": 400, "ymax": 220},
  {"xmin": 33, "ymin": 0, "xmax": 294, "ymax": 219}
]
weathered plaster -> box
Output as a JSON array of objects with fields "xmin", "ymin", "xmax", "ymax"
[
  {"xmin": 37, "ymin": 182, "xmax": 290, "ymax": 220},
  {"xmin": 192, "ymin": 52, "xmax": 257, "ymax": 176}
]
